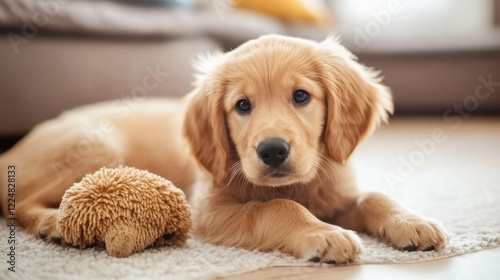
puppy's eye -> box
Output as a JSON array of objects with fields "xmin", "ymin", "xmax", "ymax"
[
  {"xmin": 235, "ymin": 99, "xmax": 252, "ymax": 114},
  {"xmin": 293, "ymin": 90, "xmax": 310, "ymax": 105}
]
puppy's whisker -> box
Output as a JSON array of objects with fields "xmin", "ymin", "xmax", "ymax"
[
  {"xmin": 220, "ymin": 161, "xmax": 243, "ymax": 192},
  {"xmin": 315, "ymin": 162, "xmax": 336, "ymax": 184},
  {"xmin": 229, "ymin": 163, "xmax": 247, "ymax": 195},
  {"xmin": 318, "ymin": 153, "xmax": 347, "ymax": 182},
  {"xmin": 312, "ymin": 163, "xmax": 331, "ymax": 195},
  {"xmin": 231, "ymin": 166, "xmax": 247, "ymax": 200},
  {"xmin": 313, "ymin": 168, "xmax": 323, "ymax": 188},
  {"xmin": 222, "ymin": 162, "xmax": 239, "ymax": 185},
  {"xmin": 311, "ymin": 158, "xmax": 339, "ymax": 198}
]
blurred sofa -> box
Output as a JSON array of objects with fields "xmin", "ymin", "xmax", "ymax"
[{"xmin": 1, "ymin": 0, "xmax": 499, "ymax": 137}]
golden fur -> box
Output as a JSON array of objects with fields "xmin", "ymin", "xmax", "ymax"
[{"xmin": 0, "ymin": 35, "xmax": 446, "ymax": 263}]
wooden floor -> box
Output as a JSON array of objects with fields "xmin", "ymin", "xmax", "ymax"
[{"xmin": 222, "ymin": 247, "xmax": 500, "ymax": 280}]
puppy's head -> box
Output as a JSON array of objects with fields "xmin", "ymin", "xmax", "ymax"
[{"xmin": 184, "ymin": 35, "xmax": 393, "ymax": 187}]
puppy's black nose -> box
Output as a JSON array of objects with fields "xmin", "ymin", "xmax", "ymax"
[{"xmin": 257, "ymin": 138, "xmax": 290, "ymax": 168}]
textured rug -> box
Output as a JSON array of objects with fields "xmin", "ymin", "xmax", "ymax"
[{"xmin": 1, "ymin": 118, "xmax": 499, "ymax": 279}]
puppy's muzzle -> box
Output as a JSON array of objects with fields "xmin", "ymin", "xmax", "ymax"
[{"xmin": 257, "ymin": 138, "xmax": 290, "ymax": 168}]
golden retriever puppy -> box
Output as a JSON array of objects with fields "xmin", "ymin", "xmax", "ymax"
[{"xmin": 0, "ymin": 35, "xmax": 447, "ymax": 263}]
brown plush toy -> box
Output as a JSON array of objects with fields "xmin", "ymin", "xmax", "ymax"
[{"xmin": 56, "ymin": 166, "xmax": 192, "ymax": 258}]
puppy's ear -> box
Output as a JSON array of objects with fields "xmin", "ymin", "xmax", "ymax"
[
  {"xmin": 316, "ymin": 37, "xmax": 393, "ymax": 164},
  {"xmin": 184, "ymin": 52, "xmax": 230, "ymax": 187}
]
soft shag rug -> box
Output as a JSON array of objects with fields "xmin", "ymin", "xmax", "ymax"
[{"xmin": 1, "ymin": 118, "xmax": 499, "ymax": 280}]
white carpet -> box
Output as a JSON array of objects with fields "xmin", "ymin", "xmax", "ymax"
[{"xmin": 1, "ymin": 118, "xmax": 499, "ymax": 279}]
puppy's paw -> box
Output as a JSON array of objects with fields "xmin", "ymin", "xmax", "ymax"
[
  {"xmin": 380, "ymin": 214, "xmax": 447, "ymax": 251},
  {"xmin": 36, "ymin": 210, "xmax": 66, "ymax": 246},
  {"xmin": 293, "ymin": 225, "xmax": 362, "ymax": 264}
]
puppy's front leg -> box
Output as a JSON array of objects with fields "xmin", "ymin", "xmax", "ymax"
[
  {"xmin": 194, "ymin": 196, "xmax": 362, "ymax": 263},
  {"xmin": 336, "ymin": 192, "xmax": 447, "ymax": 251}
]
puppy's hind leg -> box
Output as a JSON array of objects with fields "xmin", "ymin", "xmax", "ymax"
[{"xmin": 0, "ymin": 124, "xmax": 124, "ymax": 245}]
